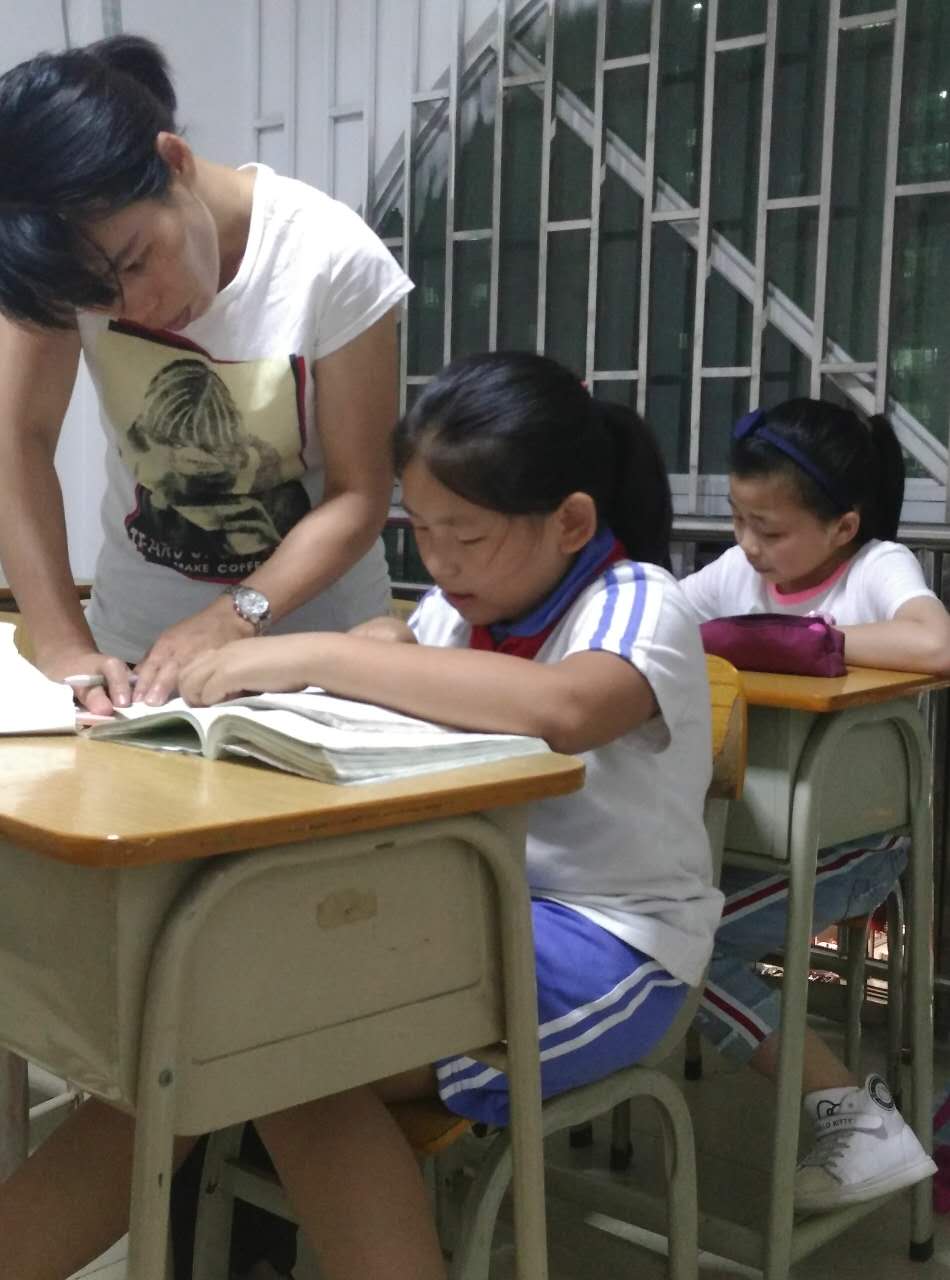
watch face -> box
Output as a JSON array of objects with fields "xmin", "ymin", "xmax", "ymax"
[
  {"xmin": 237, "ymin": 588, "xmax": 269, "ymax": 621},
  {"xmin": 230, "ymin": 586, "xmax": 270, "ymax": 629}
]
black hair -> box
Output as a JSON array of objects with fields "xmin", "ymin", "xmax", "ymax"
[
  {"xmin": 393, "ymin": 351, "xmax": 673, "ymax": 570},
  {"xmin": 0, "ymin": 35, "xmax": 178, "ymax": 328},
  {"xmin": 730, "ymin": 397, "xmax": 904, "ymax": 544}
]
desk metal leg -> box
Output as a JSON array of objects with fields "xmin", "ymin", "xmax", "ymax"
[
  {"xmin": 0, "ymin": 1050, "xmax": 27, "ymax": 1181},
  {"xmin": 906, "ymin": 716, "xmax": 935, "ymax": 1259},
  {"xmin": 764, "ymin": 779, "xmax": 819, "ymax": 1280},
  {"xmin": 761, "ymin": 704, "xmax": 936, "ymax": 1279}
]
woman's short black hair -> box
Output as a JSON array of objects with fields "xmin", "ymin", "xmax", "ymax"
[
  {"xmin": 0, "ymin": 35, "xmax": 178, "ymax": 328},
  {"xmin": 394, "ymin": 351, "xmax": 674, "ymax": 569}
]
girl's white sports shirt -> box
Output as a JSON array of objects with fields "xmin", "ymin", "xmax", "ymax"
[
  {"xmin": 680, "ymin": 540, "xmax": 936, "ymax": 624},
  {"xmin": 410, "ymin": 560, "xmax": 722, "ymax": 987}
]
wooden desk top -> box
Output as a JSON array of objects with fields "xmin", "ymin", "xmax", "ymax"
[
  {"xmin": 0, "ymin": 737, "xmax": 584, "ymax": 869},
  {"xmin": 740, "ymin": 666, "xmax": 950, "ymax": 712}
]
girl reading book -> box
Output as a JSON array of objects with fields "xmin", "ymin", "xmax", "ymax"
[
  {"xmin": 679, "ymin": 398, "xmax": 947, "ymax": 1212},
  {"xmin": 0, "ymin": 353, "xmax": 719, "ymax": 1280}
]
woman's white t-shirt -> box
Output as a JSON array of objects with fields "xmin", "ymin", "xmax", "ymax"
[
  {"xmin": 78, "ymin": 165, "xmax": 413, "ymax": 660},
  {"xmin": 410, "ymin": 561, "xmax": 722, "ymax": 987},
  {"xmin": 679, "ymin": 540, "xmax": 936, "ymax": 624}
]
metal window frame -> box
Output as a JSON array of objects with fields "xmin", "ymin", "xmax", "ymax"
[{"xmin": 303, "ymin": 0, "xmax": 946, "ymax": 504}]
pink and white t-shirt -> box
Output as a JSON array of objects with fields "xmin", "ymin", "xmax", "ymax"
[{"xmin": 679, "ymin": 540, "xmax": 936, "ymax": 626}]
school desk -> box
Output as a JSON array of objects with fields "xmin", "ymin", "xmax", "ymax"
[
  {"xmin": 0, "ymin": 735, "xmax": 583, "ymax": 1280},
  {"xmin": 718, "ymin": 667, "xmax": 950, "ymax": 1280}
]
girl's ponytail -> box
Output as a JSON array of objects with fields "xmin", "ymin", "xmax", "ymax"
[
  {"xmin": 867, "ymin": 414, "xmax": 904, "ymax": 542},
  {"xmin": 592, "ymin": 400, "xmax": 673, "ymax": 570}
]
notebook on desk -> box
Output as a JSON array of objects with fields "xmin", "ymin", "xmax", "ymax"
[{"xmin": 87, "ymin": 687, "xmax": 551, "ymax": 785}]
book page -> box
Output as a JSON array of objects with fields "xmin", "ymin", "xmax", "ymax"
[{"xmin": 0, "ymin": 624, "xmax": 77, "ymax": 735}]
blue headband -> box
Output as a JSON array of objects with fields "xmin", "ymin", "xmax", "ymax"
[{"xmin": 733, "ymin": 409, "xmax": 852, "ymax": 510}]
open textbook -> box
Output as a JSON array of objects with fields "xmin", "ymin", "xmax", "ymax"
[
  {"xmin": 0, "ymin": 623, "xmax": 76, "ymax": 735},
  {"xmin": 87, "ymin": 688, "xmax": 551, "ymax": 784}
]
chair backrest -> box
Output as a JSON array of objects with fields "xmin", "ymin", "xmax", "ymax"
[
  {"xmin": 703, "ymin": 654, "xmax": 747, "ymax": 893},
  {"xmin": 706, "ymin": 654, "xmax": 747, "ymax": 802}
]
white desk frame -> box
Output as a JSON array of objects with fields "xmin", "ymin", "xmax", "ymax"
[
  {"xmin": 717, "ymin": 696, "xmax": 934, "ymax": 1279},
  {"xmin": 0, "ymin": 807, "xmax": 553, "ymax": 1280}
]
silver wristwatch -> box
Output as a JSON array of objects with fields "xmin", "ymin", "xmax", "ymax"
[{"xmin": 225, "ymin": 585, "xmax": 272, "ymax": 635}]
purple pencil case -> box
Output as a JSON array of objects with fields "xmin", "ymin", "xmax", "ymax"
[{"xmin": 699, "ymin": 613, "xmax": 846, "ymax": 677}]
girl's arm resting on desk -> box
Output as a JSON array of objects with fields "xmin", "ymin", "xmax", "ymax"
[
  {"xmin": 0, "ymin": 320, "xmax": 131, "ymax": 714},
  {"xmin": 132, "ymin": 310, "xmax": 399, "ymax": 704},
  {"xmin": 179, "ymin": 631, "xmax": 658, "ymax": 754},
  {"xmin": 839, "ymin": 596, "xmax": 950, "ymax": 675}
]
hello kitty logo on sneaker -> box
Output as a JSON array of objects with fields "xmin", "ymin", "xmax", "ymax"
[
  {"xmin": 815, "ymin": 1097, "xmax": 842, "ymax": 1120},
  {"xmin": 868, "ymin": 1074, "xmax": 895, "ymax": 1111}
]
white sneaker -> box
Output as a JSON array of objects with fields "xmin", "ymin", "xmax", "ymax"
[{"xmin": 795, "ymin": 1073, "xmax": 937, "ymax": 1213}]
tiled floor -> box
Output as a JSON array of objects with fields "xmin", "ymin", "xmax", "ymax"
[{"xmin": 66, "ymin": 1015, "xmax": 950, "ymax": 1279}]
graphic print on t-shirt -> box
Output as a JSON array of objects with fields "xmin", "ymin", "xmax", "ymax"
[{"xmin": 94, "ymin": 322, "xmax": 311, "ymax": 582}]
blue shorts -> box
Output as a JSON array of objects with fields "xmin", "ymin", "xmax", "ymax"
[{"xmin": 435, "ymin": 898, "xmax": 687, "ymax": 1127}]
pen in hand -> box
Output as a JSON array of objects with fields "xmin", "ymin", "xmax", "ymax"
[{"xmin": 63, "ymin": 673, "xmax": 138, "ymax": 690}]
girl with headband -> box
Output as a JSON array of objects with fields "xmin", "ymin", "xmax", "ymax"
[{"xmin": 681, "ymin": 397, "xmax": 949, "ymax": 1212}]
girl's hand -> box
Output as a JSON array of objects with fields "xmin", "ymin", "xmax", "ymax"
[
  {"xmin": 38, "ymin": 648, "xmax": 136, "ymax": 716},
  {"xmin": 133, "ymin": 596, "xmax": 254, "ymax": 706},
  {"xmin": 179, "ymin": 636, "xmax": 310, "ymax": 706}
]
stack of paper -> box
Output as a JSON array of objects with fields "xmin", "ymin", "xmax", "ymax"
[{"xmin": 0, "ymin": 623, "xmax": 76, "ymax": 735}]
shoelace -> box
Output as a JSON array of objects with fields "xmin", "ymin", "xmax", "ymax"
[
  {"xmin": 798, "ymin": 1126, "xmax": 852, "ymax": 1171},
  {"xmin": 797, "ymin": 1111, "xmax": 884, "ymax": 1171}
]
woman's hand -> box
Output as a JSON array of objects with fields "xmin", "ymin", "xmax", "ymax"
[
  {"xmin": 38, "ymin": 648, "xmax": 135, "ymax": 716},
  {"xmin": 180, "ymin": 635, "xmax": 312, "ymax": 707},
  {"xmin": 133, "ymin": 596, "xmax": 254, "ymax": 706}
]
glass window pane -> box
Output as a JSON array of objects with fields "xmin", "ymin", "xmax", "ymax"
[
  {"xmin": 700, "ymin": 379, "xmax": 750, "ymax": 473},
  {"xmin": 452, "ymin": 240, "xmax": 491, "ymax": 359},
  {"xmin": 554, "ymin": 1, "xmax": 598, "ymax": 113},
  {"xmin": 507, "ymin": 4, "xmax": 549, "ymax": 75},
  {"xmin": 375, "ymin": 204, "xmax": 403, "ymax": 240},
  {"xmin": 704, "ymin": 273, "xmax": 753, "ymax": 367},
  {"xmin": 593, "ymin": 379, "xmax": 638, "ymax": 410},
  {"xmin": 595, "ymin": 167, "xmax": 643, "ymax": 371},
  {"xmin": 767, "ymin": 206, "xmax": 819, "ymax": 317},
  {"xmin": 899, "ymin": 0, "xmax": 950, "ymax": 185},
  {"xmin": 456, "ymin": 59, "xmax": 497, "ymax": 232},
  {"xmin": 655, "ymin": 0, "xmax": 708, "ymax": 208},
  {"xmin": 890, "ymin": 195, "xmax": 950, "ymax": 451},
  {"xmin": 550, "ymin": 115, "xmax": 593, "ymax": 221},
  {"xmin": 711, "ymin": 45, "xmax": 764, "ymax": 259},
  {"xmin": 407, "ymin": 103, "xmax": 448, "ymax": 376},
  {"xmin": 826, "ymin": 24, "xmax": 892, "ymax": 362},
  {"xmin": 760, "ymin": 326, "xmax": 811, "ymax": 408},
  {"xmin": 841, "ymin": 0, "xmax": 891, "ymax": 15},
  {"xmin": 499, "ymin": 86, "xmax": 543, "ymax": 351},
  {"xmin": 647, "ymin": 222, "xmax": 697, "ymax": 472},
  {"xmin": 545, "ymin": 230, "xmax": 591, "ymax": 374},
  {"xmin": 769, "ymin": 0, "xmax": 827, "ymax": 198},
  {"xmin": 718, "ymin": 0, "xmax": 766, "ymax": 41},
  {"xmin": 604, "ymin": 64, "xmax": 649, "ymax": 155},
  {"xmin": 549, "ymin": 3, "xmax": 596, "ymax": 224},
  {"xmin": 606, "ymin": 0, "xmax": 652, "ymax": 59}
]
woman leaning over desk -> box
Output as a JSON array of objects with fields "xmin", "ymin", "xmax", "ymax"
[{"xmin": 0, "ymin": 33, "xmax": 410, "ymax": 714}]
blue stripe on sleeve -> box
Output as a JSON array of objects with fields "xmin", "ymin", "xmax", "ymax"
[{"xmin": 590, "ymin": 562, "xmax": 647, "ymax": 656}]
